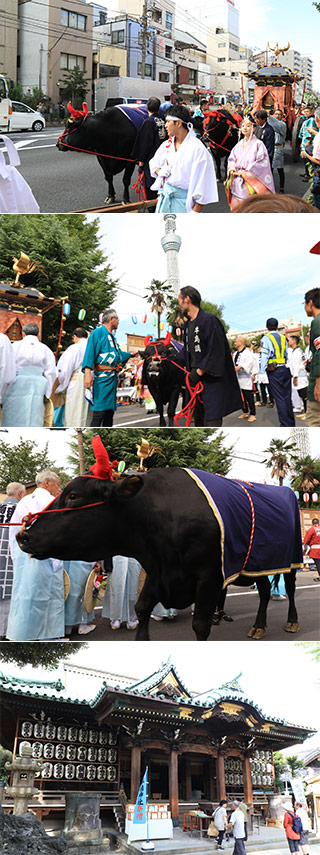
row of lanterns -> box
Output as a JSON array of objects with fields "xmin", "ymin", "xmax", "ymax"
[
  {"xmin": 300, "ymin": 492, "xmax": 319, "ymax": 503},
  {"xmin": 62, "ymin": 305, "xmax": 183, "ymax": 337},
  {"xmin": 63, "ymin": 302, "xmax": 87, "ymax": 322}
]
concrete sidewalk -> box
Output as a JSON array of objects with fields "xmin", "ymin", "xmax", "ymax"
[{"xmin": 124, "ymin": 825, "xmax": 319, "ymax": 854}]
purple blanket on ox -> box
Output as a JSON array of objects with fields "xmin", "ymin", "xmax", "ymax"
[
  {"xmin": 186, "ymin": 469, "xmax": 303, "ymax": 587},
  {"xmin": 115, "ymin": 104, "xmax": 148, "ymax": 131}
]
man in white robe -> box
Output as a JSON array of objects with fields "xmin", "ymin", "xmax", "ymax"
[
  {"xmin": 7, "ymin": 470, "xmax": 65, "ymax": 641},
  {"xmin": 233, "ymin": 335, "xmax": 256, "ymax": 422},
  {"xmin": 1, "ymin": 323, "xmax": 57, "ymax": 427},
  {"xmin": 287, "ymin": 334, "xmax": 308, "ymax": 418},
  {"xmin": 0, "ymin": 332, "xmax": 16, "ymax": 411},
  {"xmin": 0, "ymin": 482, "xmax": 26, "ymax": 638},
  {"xmin": 149, "ymin": 104, "xmax": 218, "ymax": 213},
  {"xmin": 55, "ymin": 327, "xmax": 90, "ymax": 427}
]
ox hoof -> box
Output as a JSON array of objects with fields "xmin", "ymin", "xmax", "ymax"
[
  {"xmin": 103, "ymin": 196, "xmax": 116, "ymax": 205},
  {"xmin": 284, "ymin": 621, "xmax": 300, "ymax": 633},
  {"xmin": 122, "ymin": 200, "xmax": 129, "ymax": 206},
  {"xmin": 247, "ymin": 626, "xmax": 266, "ymax": 639}
]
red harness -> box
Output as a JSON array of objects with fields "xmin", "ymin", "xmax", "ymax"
[
  {"xmin": 144, "ymin": 341, "xmax": 204, "ymax": 427},
  {"xmin": 202, "ymin": 110, "xmax": 240, "ymax": 154}
]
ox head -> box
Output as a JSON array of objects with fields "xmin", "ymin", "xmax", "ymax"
[
  {"xmin": 140, "ymin": 333, "xmax": 173, "ymax": 379},
  {"xmin": 17, "ymin": 473, "xmax": 144, "ymax": 562},
  {"xmin": 56, "ymin": 102, "xmax": 90, "ymax": 152}
]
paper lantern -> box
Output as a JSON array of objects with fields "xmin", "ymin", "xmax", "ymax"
[
  {"xmin": 312, "ymin": 492, "xmax": 318, "ymax": 502},
  {"xmin": 78, "ymin": 308, "xmax": 86, "ymax": 321},
  {"xmin": 153, "ymin": 317, "xmax": 157, "ymax": 326},
  {"xmin": 176, "ymin": 328, "xmax": 181, "ymax": 336},
  {"xmin": 99, "ymin": 313, "xmax": 104, "ymax": 323},
  {"xmin": 131, "ymin": 315, "xmax": 138, "ymax": 324},
  {"xmin": 63, "ymin": 303, "xmax": 71, "ymax": 316},
  {"xmin": 160, "ymin": 321, "xmax": 164, "ymax": 331},
  {"xmin": 117, "ymin": 461, "xmax": 125, "ymax": 474},
  {"xmin": 294, "ymin": 491, "xmax": 299, "ymax": 499},
  {"xmin": 142, "ymin": 314, "xmax": 147, "ymax": 323},
  {"xmin": 303, "ymin": 493, "xmax": 309, "ymax": 503}
]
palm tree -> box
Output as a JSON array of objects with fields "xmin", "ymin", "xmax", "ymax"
[
  {"xmin": 263, "ymin": 438, "xmax": 298, "ymax": 486},
  {"xmin": 145, "ymin": 279, "xmax": 175, "ymax": 338},
  {"xmin": 291, "ymin": 455, "xmax": 320, "ymax": 495}
]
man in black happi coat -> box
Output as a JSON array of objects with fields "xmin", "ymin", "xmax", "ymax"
[{"xmin": 178, "ymin": 286, "xmax": 242, "ymax": 426}]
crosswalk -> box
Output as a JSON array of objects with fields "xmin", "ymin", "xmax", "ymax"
[{"xmin": 0, "ymin": 131, "xmax": 60, "ymax": 153}]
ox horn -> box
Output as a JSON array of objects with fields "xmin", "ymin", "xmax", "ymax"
[
  {"xmin": 144, "ymin": 335, "xmax": 152, "ymax": 347},
  {"xmin": 67, "ymin": 102, "xmax": 88, "ymax": 119},
  {"xmin": 89, "ymin": 436, "xmax": 118, "ymax": 480},
  {"xmin": 163, "ymin": 331, "xmax": 172, "ymax": 347}
]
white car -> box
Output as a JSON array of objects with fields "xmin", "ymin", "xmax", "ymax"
[{"xmin": 9, "ymin": 102, "xmax": 46, "ymax": 132}]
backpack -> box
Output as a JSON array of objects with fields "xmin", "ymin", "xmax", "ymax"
[{"xmin": 288, "ymin": 812, "xmax": 303, "ymax": 834}]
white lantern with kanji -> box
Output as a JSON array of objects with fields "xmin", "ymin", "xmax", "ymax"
[{"xmin": 303, "ymin": 493, "xmax": 309, "ymax": 503}]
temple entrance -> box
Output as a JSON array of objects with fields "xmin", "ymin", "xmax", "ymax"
[
  {"xmin": 6, "ymin": 318, "xmax": 22, "ymax": 342},
  {"xmin": 142, "ymin": 751, "xmax": 170, "ymax": 800},
  {"xmin": 179, "ymin": 755, "xmax": 217, "ymax": 801}
]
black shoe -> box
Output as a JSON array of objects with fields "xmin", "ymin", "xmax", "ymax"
[
  {"xmin": 279, "ymin": 188, "xmax": 285, "ymax": 193},
  {"xmin": 267, "ymin": 402, "xmax": 274, "ymax": 408},
  {"xmin": 212, "ymin": 614, "xmax": 221, "ymax": 625},
  {"xmin": 221, "ymin": 612, "xmax": 234, "ymax": 622},
  {"xmin": 301, "ymin": 176, "xmax": 309, "ymax": 182}
]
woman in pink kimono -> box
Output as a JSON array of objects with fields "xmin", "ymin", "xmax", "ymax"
[{"xmin": 225, "ymin": 117, "xmax": 275, "ymax": 211}]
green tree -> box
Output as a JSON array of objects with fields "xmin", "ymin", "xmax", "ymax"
[
  {"xmin": 61, "ymin": 67, "xmax": 91, "ymax": 108},
  {"xmin": 263, "ymin": 438, "xmax": 298, "ymax": 486},
  {"xmin": 7, "ymin": 80, "xmax": 24, "ymax": 101},
  {"xmin": 286, "ymin": 755, "xmax": 304, "ymax": 778},
  {"xmin": 273, "ymin": 751, "xmax": 287, "ymax": 791},
  {"xmin": 145, "ymin": 279, "xmax": 175, "ymax": 339},
  {"xmin": 0, "ymin": 642, "xmax": 87, "ymax": 669},
  {"xmin": 167, "ymin": 297, "xmax": 228, "ymax": 334},
  {"xmin": 291, "ymin": 456, "xmax": 320, "ymax": 507},
  {"xmin": 0, "ymin": 438, "xmax": 71, "ymax": 487},
  {"xmin": 0, "ymin": 215, "xmax": 117, "ymax": 349},
  {"xmin": 0, "ymin": 746, "xmax": 13, "ymax": 784},
  {"xmin": 67, "ymin": 428, "xmax": 234, "ymax": 477}
]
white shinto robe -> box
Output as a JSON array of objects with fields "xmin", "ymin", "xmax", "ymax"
[
  {"xmin": 0, "ymin": 333, "xmax": 16, "ymax": 404},
  {"xmin": 1, "ymin": 335, "xmax": 57, "ymax": 426},
  {"xmin": 56, "ymin": 338, "xmax": 90, "ymax": 426},
  {"xmin": 149, "ymin": 130, "xmax": 218, "ymax": 212}
]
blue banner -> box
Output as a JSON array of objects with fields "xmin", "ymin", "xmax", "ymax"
[{"xmin": 133, "ymin": 768, "xmax": 148, "ymax": 825}]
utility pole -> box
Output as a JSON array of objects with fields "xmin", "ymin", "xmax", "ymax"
[
  {"xmin": 140, "ymin": 0, "xmax": 149, "ymax": 79},
  {"xmin": 77, "ymin": 428, "xmax": 85, "ymax": 475},
  {"xmin": 39, "ymin": 44, "xmax": 43, "ymax": 92}
]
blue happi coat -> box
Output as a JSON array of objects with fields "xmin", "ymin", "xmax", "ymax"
[
  {"xmin": 82, "ymin": 326, "xmax": 131, "ymax": 412},
  {"xmin": 186, "ymin": 469, "xmax": 303, "ymax": 587}
]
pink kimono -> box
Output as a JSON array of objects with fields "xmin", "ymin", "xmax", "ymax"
[{"xmin": 226, "ymin": 135, "xmax": 275, "ymax": 210}]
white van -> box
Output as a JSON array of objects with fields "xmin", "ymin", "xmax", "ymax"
[{"xmin": 0, "ymin": 76, "xmax": 12, "ymax": 132}]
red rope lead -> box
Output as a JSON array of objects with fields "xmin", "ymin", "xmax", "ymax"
[
  {"xmin": 174, "ymin": 373, "xmax": 204, "ymax": 428},
  {"xmin": 131, "ymin": 170, "xmax": 147, "ymax": 201}
]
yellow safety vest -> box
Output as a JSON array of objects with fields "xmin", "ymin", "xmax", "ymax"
[{"xmin": 266, "ymin": 333, "xmax": 286, "ymax": 364}]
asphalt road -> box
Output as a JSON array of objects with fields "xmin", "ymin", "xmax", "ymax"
[
  {"xmin": 3, "ymin": 127, "xmax": 309, "ymax": 213},
  {"xmin": 71, "ymin": 570, "xmax": 320, "ymax": 642},
  {"xmin": 113, "ymin": 399, "xmax": 291, "ymax": 427}
]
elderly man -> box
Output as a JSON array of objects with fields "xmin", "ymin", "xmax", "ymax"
[
  {"xmin": 230, "ymin": 800, "xmax": 247, "ymax": 855},
  {"xmin": 0, "ymin": 482, "xmax": 26, "ymax": 639},
  {"xmin": 1, "ymin": 323, "xmax": 57, "ymax": 427},
  {"xmin": 233, "ymin": 336, "xmax": 256, "ymax": 422},
  {"xmin": 7, "ymin": 470, "xmax": 65, "ymax": 641},
  {"xmin": 0, "ymin": 333, "xmax": 16, "ymax": 412},
  {"xmin": 54, "ymin": 327, "xmax": 90, "ymax": 427},
  {"xmin": 83, "ymin": 308, "xmax": 136, "ymax": 427}
]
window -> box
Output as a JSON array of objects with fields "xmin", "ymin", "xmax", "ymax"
[
  {"xmin": 152, "ymin": 8, "xmax": 162, "ymax": 23},
  {"xmin": 61, "ymin": 10, "xmax": 86, "ymax": 30},
  {"xmin": 229, "ymin": 42, "xmax": 238, "ymax": 51},
  {"xmin": 111, "ymin": 28, "xmax": 125, "ymax": 44},
  {"xmin": 0, "ymin": 78, "xmax": 7, "ymax": 95},
  {"xmin": 165, "ymin": 45, "xmax": 172, "ymax": 59},
  {"xmin": 137, "ymin": 62, "xmax": 152, "ymax": 76},
  {"xmin": 217, "ymin": 57, "xmax": 226, "ymax": 62},
  {"xmin": 138, "ymin": 32, "xmax": 150, "ymax": 48},
  {"xmin": 60, "ymin": 53, "xmax": 85, "ymax": 71},
  {"xmin": 189, "ymin": 68, "xmax": 196, "ymax": 84},
  {"xmin": 99, "ymin": 64, "xmax": 120, "ymax": 78},
  {"xmin": 159, "ymin": 72, "xmax": 169, "ymax": 82},
  {"xmin": 217, "ymin": 72, "xmax": 225, "ymax": 76},
  {"xmin": 218, "ymin": 42, "xmax": 226, "ymax": 47},
  {"xmin": 165, "ymin": 11, "xmax": 173, "ymax": 30}
]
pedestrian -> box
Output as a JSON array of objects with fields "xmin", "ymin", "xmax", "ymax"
[
  {"xmin": 283, "ymin": 804, "xmax": 302, "ymax": 854},
  {"xmin": 299, "ymin": 106, "xmax": 317, "ymax": 182},
  {"xmin": 193, "ymin": 98, "xmax": 209, "ymax": 138},
  {"xmin": 0, "ymin": 332, "xmax": 16, "ymax": 410},
  {"xmin": 304, "ymin": 288, "xmax": 320, "ymax": 425},
  {"xmin": 294, "ymin": 801, "xmax": 310, "ymax": 855},
  {"xmin": 101, "ymin": 556, "xmax": 140, "ymax": 631},
  {"xmin": 259, "ymin": 318, "xmax": 295, "ymax": 426},
  {"xmin": 0, "ymin": 482, "xmax": 26, "ymax": 639},
  {"xmin": 177, "ymin": 286, "xmax": 242, "ymax": 426},
  {"xmin": 1, "ymin": 323, "xmax": 57, "ymax": 427},
  {"xmin": 253, "ymin": 109, "xmax": 275, "ymax": 165},
  {"xmin": 268, "ymin": 109, "xmax": 287, "ymax": 192},
  {"xmin": 304, "ymin": 518, "xmax": 320, "ymax": 581},
  {"xmin": 7, "ymin": 470, "xmax": 65, "ymax": 641},
  {"xmin": 82, "ymin": 309, "xmax": 137, "ymax": 427},
  {"xmin": 301, "ymin": 107, "xmax": 320, "ymax": 210},
  {"xmin": 64, "ymin": 559, "xmax": 98, "ymax": 636},
  {"xmin": 132, "ymin": 97, "xmax": 167, "ymax": 209},
  {"xmin": 226, "ymin": 117, "xmax": 275, "ymax": 210},
  {"xmin": 59, "ymin": 101, "xmax": 65, "ymax": 121},
  {"xmin": 238, "ymin": 799, "xmax": 249, "ymax": 840},
  {"xmin": 233, "ymin": 335, "xmax": 256, "ymax": 422},
  {"xmin": 256, "ymin": 343, "xmax": 274, "ymax": 407},
  {"xmin": 149, "ymin": 104, "xmax": 218, "ymax": 212},
  {"xmin": 287, "ymin": 334, "xmax": 308, "ymax": 419},
  {"xmin": 230, "ymin": 800, "xmax": 247, "ymax": 855},
  {"xmin": 54, "ymin": 327, "xmax": 90, "ymax": 427},
  {"xmin": 212, "ymin": 799, "xmax": 228, "ymax": 850}
]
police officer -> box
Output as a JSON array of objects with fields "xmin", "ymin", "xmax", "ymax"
[{"xmin": 259, "ymin": 318, "xmax": 295, "ymax": 426}]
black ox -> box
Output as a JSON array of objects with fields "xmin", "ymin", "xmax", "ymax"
[
  {"xmin": 18, "ymin": 468, "xmax": 299, "ymax": 642},
  {"xmin": 57, "ymin": 102, "xmax": 138, "ymax": 205},
  {"xmin": 203, "ymin": 109, "xmax": 241, "ymax": 182},
  {"xmin": 140, "ymin": 334, "xmax": 184, "ymax": 427}
]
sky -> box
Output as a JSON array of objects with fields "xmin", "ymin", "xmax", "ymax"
[
  {"xmin": 85, "ymin": 213, "xmax": 320, "ymax": 349},
  {"xmin": 1, "ymin": 427, "xmax": 319, "ymax": 484},
  {"xmin": 2, "ymin": 641, "xmax": 319, "ymax": 754}
]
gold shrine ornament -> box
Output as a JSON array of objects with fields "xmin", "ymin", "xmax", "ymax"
[
  {"xmin": 267, "ymin": 41, "xmax": 290, "ymax": 66},
  {"xmin": 136, "ymin": 439, "xmax": 165, "ymax": 470},
  {"xmin": 12, "ymin": 252, "xmax": 48, "ymax": 286}
]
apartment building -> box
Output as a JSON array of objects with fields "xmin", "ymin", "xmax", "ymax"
[{"xmin": 0, "ymin": 0, "xmax": 18, "ymax": 83}]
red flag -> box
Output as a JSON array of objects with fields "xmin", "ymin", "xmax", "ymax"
[{"xmin": 310, "ymin": 242, "xmax": 320, "ymax": 255}]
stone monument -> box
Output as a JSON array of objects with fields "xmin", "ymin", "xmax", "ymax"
[
  {"xmin": 64, "ymin": 792, "xmax": 104, "ymax": 851},
  {"xmin": 5, "ymin": 741, "xmax": 42, "ymax": 814},
  {"xmin": 161, "ymin": 215, "xmax": 181, "ymax": 295}
]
